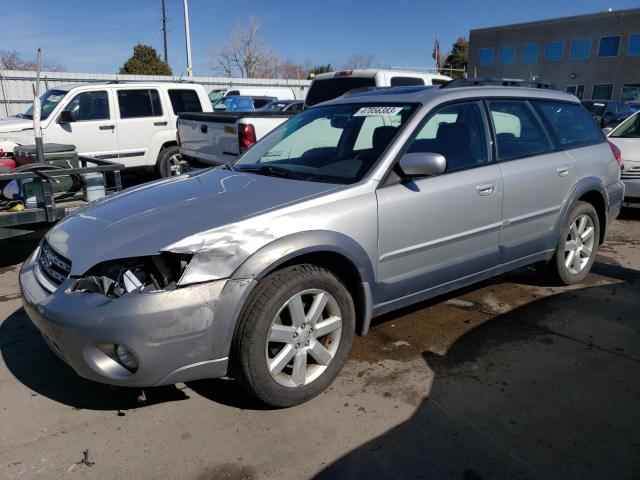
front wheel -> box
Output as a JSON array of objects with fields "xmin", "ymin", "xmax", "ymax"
[
  {"xmin": 232, "ymin": 264, "xmax": 355, "ymax": 407},
  {"xmin": 548, "ymin": 201, "xmax": 600, "ymax": 285}
]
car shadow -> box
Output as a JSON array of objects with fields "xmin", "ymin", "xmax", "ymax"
[
  {"xmin": 186, "ymin": 378, "xmax": 271, "ymax": 411},
  {"xmin": 0, "ymin": 306, "xmax": 189, "ymax": 411},
  {"xmin": 314, "ymin": 262, "xmax": 640, "ymax": 479}
]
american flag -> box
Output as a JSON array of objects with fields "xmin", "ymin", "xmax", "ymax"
[{"xmin": 432, "ymin": 34, "xmax": 442, "ymax": 69}]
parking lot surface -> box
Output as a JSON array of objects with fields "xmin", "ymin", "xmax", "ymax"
[{"xmin": 0, "ymin": 212, "xmax": 638, "ymax": 479}]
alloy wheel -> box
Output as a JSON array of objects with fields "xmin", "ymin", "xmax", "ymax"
[
  {"xmin": 265, "ymin": 289, "xmax": 342, "ymax": 388},
  {"xmin": 564, "ymin": 214, "xmax": 595, "ymax": 275},
  {"xmin": 168, "ymin": 153, "xmax": 183, "ymax": 176}
]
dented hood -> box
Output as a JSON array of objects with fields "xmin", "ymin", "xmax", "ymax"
[{"xmin": 46, "ymin": 168, "xmax": 342, "ymax": 275}]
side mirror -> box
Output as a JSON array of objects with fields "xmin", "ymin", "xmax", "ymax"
[
  {"xmin": 602, "ymin": 127, "xmax": 613, "ymax": 135},
  {"xmin": 398, "ymin": 152, "xmax": 446, "ymax": 177},
  {"xmin": 58, "ymin": 110, "xmax": 76, "ymax": 124}
]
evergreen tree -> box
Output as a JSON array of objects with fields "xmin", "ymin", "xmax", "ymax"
[{"xmin": 120, "ymin": 44, "xmax": 172, "ymax": 75}]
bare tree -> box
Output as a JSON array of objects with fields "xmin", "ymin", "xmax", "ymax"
[
  {"xmin": 211, "ymin": 16, "xmax": 278, "ymax": 78},
  {"xmin": 0, "ymin": 50, "xmax": 64, "ymax": 71},
  {"xmin": 342, "ymin": 53, "xmax": 376, "ymax": 70}
]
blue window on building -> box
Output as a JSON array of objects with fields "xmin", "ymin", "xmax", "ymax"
[
  {"xmin": 545, "ymin": 41, "xmax": 564, "ymax": 62},
  {"xmin": 570, "ymin": 38, "xmax": 591, "ymax": 60},
  {"xmin": 629, "ymin": 34, "xmax": 640, "ymax": 56},
  {"xmin": 479, "ymin": 48, "xmax": 494, "ymax": 66},
  {"xmin": 521, "ymin": 43, "xmax": 538, "ymax": 63},
  {"xmin": 499, "ymin": 46, "xmax": 516, "ymax": 64},
  {"xmin": 598, "ymin": 36, "xmax": 620, "ymax": 57}
]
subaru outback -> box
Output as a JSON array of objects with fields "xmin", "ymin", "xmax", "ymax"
[{"xmin": 20, "ymin": 81, "xmax": 624, "ymax": 407}]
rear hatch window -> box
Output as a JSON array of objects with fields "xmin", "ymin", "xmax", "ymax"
[{"xmin": 305, "ymin": 77, "xmax": 376, "ymax": 107}]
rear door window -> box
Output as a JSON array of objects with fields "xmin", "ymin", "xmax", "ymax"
[
  {"xmin": 488, "ymin": 100, "xmax": 554, "ymax": 160},
  {"xmin": 533, "ymin": 101, "xmax": 604, "ymax": 148},
  {"xmin": 168, "ymin": 89, "xmax": 203, "ymax": 114},
  {"xmin": 117, "ymin": 89, "xmax": 163, "ymax": 118}
]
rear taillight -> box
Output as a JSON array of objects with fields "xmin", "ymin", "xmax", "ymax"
[
  {"xmin": 335, "ymin": 70, "xmax": 353, "ymax": 76},
  {"xmin": 608, "ymin": 141, "xmax": 622, "ymax": 167},
  {"xmin": 238, "ymin": 123, "xmax": 256, "ymax": 154}
]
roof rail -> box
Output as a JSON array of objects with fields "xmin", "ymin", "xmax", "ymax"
[
  {"xmin": 106, "ymin": 79, "xmax": 197, "ymax": 84},
  {"xmin": 440, "ymin": 78, "xmax": 558, "ymax": 90}
]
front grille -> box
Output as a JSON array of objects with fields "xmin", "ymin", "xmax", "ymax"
[
  {"xmin": 37, "ymin": 241, "xmax": 71, "ymax": 287},
  {"xmin": 621, "ymin": 165, "xmax": 640, "ymax": 180}
]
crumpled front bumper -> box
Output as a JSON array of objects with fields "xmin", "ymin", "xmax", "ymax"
[{"xmin": 19, "ymin": 248, "xmax": 254, "ymax": 387}]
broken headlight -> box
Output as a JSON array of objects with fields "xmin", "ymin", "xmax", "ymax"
[{"xmin": 73, "ymin": 253, "xmax": 192, "ymax": 298}]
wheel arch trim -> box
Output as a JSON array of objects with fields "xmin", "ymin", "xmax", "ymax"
[
  {"xmin": 555, "ymin": 176, "xmax": 609, "ymax": 244},
  {"xmin": 231, "ymin": 231, "xmax": 375, "ymax": 335}
]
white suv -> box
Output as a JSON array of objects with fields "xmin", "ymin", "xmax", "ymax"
[{"xmin": 0, "ymin": 82, "xmax": 212, "ymax": 176}]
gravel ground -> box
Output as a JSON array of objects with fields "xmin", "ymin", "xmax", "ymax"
[{"xmin": 0, "ymin": 210, "xmax": 638, "ymax": 480}]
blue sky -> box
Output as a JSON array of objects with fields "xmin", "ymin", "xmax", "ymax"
[{"xmin": 1, "ymin": 0, "xmax": 638, "ymax": 76}]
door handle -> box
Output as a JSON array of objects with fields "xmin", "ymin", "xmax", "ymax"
[
  {"xmin": 200, "ymin": 124, "xmax": 208, "ymax": 133},
  {"xmin": 99, "ymin": 125, "xmax": 115, "ymax": 130},
  {"xmin": 557, "ymin": 166, "xmax": 570, "ymax": 177},
  {"xmin": 154, "ymin": 121, "xmax": 168, "ymax": 126},
  {"xmin": 476, "ymin": 182, "xmax": 496, "ymax": 196}
]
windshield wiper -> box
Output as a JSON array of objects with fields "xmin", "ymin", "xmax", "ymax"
[{"xmin": 237, "ymin": 165, "xmax": 305, "ymax": 180}]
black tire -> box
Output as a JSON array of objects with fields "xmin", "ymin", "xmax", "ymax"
[
  {"xmin": 156, "ymin": 146, "xmax": 184, "ymax": 178},
  {"xmin": 232, "ymin": 264, "xmax": 355, "ymax": 407},
  {"xmin": 548, "ymin": 201, "xmax": 600, "ymax": 285}
]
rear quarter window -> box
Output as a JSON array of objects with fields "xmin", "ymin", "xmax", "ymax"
[
  {"xmin": 533, "ymin": 101, "xmax": 605, "ymax": 148},
  {"xmin": 305, "ymin": 77, "xmax": 376, "ymax": 107},
  {"xmin": 168, "ymin": 89, "xmax": 203, "ymax": 114},
  {"xmin": 390, "ymin": 77, "xmax": 425, "ymax": 87}
]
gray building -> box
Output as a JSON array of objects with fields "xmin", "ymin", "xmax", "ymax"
[{"xmin": 468, "ymin": 9, "xmax": 640, "ymax": 101}]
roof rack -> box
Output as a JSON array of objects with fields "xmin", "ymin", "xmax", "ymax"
[
  {"xmin": 106, "ymin": 79, "xmax": 197, "ymax": 84},
  {"xmin": 340, "ymin": 85, "xmax": 431, "ymax": 98},
  {"xmin": 440, "ymin": 78, "xmax": 558, "ymax": 90}
]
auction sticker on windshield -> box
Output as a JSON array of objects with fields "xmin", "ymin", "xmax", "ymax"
[{"xmin": 354, "ymin": 106, "xmax": 403, "ymax": 117}]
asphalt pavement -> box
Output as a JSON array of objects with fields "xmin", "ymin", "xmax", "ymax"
[{"xmin": 0, "ymin": 210, "xmax": 638, "ymax": 480}]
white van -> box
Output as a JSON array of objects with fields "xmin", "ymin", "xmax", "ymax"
[
  {"xmin": 0, "ymin": 82, "xmax": 212, "ymax": 176},
  {"xmin": 208, "ymin": 87, "xmax": 297, "ymax": 104},
  {"xmin": 304, "ymin": 69, "xmax": 451, "ymax": 107}
]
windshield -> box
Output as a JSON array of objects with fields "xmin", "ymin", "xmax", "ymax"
[
  {"xmin": 305, "ymin": 77, "xmax": 376, "ymax": 107},
  {"xmin": 213, "ymin": 96, "xmax": 255, "ymax": 112},
  {"xmin": 582, "ymin": 101, "xmax": 605, "ymax": 116},
  {"xmin": 610, "ymin": 112, "xmax": 640, "ymax": 138},
  {"xmin": 234, "ymin": 103, "xmax": 417, "ymax": 184},
  {"xmin": 21, "ymin": 89, "xmax": 67, "ymax": 120}
]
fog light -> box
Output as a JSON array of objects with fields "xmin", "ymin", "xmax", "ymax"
[{"xmin": 114, "ymin": 344, "xmax": 139, "ymax": 372}]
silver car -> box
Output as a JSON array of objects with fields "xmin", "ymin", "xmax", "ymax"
[
  {"xmin": 20, "ymin": 83, "xmax": 624, "ymax": 407},
  {"xmin": 608, "ymin": 111, "xmax": 640, "ymax": 208}
]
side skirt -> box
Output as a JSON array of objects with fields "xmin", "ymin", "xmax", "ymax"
[{"xmin": 371, "ymin": 250, "xmax": 554, "ymax": 318}]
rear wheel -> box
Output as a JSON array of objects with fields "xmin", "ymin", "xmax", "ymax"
[
  {"xmin": 157, "ymin": 146, "xmax": 185, "ymax": 178},
  {"xmin": 548, "ymin": 201, "xmax": 600, "ymax": 285},
  {"xmin": 232, "ymin": 264, "xmax": 355, "ymax": 407}
]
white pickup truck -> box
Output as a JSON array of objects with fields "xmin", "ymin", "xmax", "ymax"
[
  {"xmin": 178, "ymin": 109, "xmax": 295, "ymax": 166},
  {"xmin": 0, "ymin": 81, "xmax": 212, "ymax": 177},
  {"xmin": 178, "ymin": 69, "xmax": 451, "ymax": 167}
]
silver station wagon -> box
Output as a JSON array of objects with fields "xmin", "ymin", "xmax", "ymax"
[{"xmin": 20, "ymin": 80, "xmax": 624, "ymax": 407}]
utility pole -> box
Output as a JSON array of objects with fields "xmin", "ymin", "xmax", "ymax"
[
  {"xmin": 162, "ymin": 0, "xmax": 168, "ymax": 65},
  {"xmin": 183, "ymin": 0, "xmax": 193, "ymax": 77},
  {"xmin": 33, "ymin": 49, "xmax": 45, "ymax": 164}
]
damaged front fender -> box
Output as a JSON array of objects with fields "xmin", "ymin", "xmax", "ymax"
[{"xmin": 166, "ymin": 216, "xmax": 301, "ymax": 285}]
